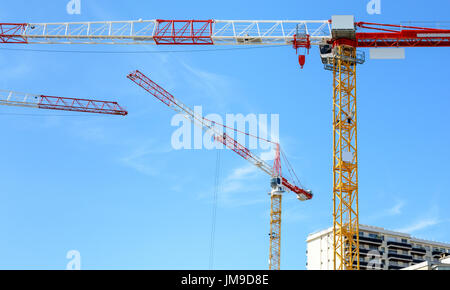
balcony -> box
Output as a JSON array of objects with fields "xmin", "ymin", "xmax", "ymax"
[
  {"xmin": 359, "ymin": 248, "xmax": 383, "ymax": 256},
  {"xmin": 387, "ymin": 241, "xmax": 412, "ymax": 250},
  {"xmin": 353, "ymin": 260, "xmax": 384, "ymax": 270},
  {"xmin": 358, "ymin": 236, "xmax": 383, "ymax": 245},
  {"xmin": 388, "ymin": 252, "xmax": 413, "ymax": 262},
  {"xmin": 432, "ymin": 250, "xmax": 445, "ymax": 257},
  {"xmin": 388, "ymin": 264, "xmax": 406, "ymax": 270},
  {"xmin": 413, "ymin": 258, "xmax": 425, "ymax": 264},
  {"xmin": 411, "ymin": 247, "xmax": 426, "ymax": 255}
]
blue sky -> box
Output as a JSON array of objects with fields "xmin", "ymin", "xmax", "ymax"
[{"xmin": 0, "ymin": 0, "xmax": 449, "ymax": 270}]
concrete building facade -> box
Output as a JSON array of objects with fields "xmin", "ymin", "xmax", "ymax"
[
  {"xmin": 402, "ymin": 256, "xmax": 450, "ymax": 270},
  {"xmin": 306, "ymin": 224, "xmax": 450, "ymax": 270}
]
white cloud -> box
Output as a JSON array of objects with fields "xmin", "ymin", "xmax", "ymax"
[
  {"xmin": 119, "ymin": 141, "xmax": 172, "ymax": 176},
  {"xmin": 211, "ymin": 163, "xmax": 267, "ymax": 207},
  {"xmin": 386, "ymin": 200, "xmax": 405, "ymax": 215},
  {"xmin": 225, "ymin": 164, "xmax": 258, "ymax": 183},
  {"xmin": 366, "ymin": 199, "xmax": 405, "ymax": 222},
  {"xmin": 396, "ymin": 218, "xmax": 441, "ymax": 234},
  {"xmin": 179, "ymin": 60, "xmax": 233, "ymax": 107}
]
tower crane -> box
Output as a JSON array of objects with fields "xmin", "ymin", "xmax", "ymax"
[
  {"xmin": 127, "ymin": 70, "xmax": 312, "ymax": 270},
  {"xmin": 1, "ymin": 16, "xmax": 450, "ymax": 269}
]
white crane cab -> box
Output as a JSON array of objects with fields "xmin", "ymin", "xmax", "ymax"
[
  {"xmin": 270, "ymin": 177, "xmax": 284, "ymax": 195},
  {"xmin": 319, "ymin": 43, "xmax": 334, "ymax": 64}
]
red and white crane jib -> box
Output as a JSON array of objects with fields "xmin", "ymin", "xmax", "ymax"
[
  {"xmin": 0, "ymin": 19, "xmax": 331, "ymax": 45},
  {"xmin": 4, "ymin": 18, "xmax": 450, "ymax": 70},
  {"xmin": 127, "ymin": 70, "xmax": 312, "ymax": 200},
  {"xmin": 127, "ymin": 70, "xmax": 271, "ymax": 175},
  {"xmin": 2, "ymin": 18, "xmax": 450, "ymax": 69},
  {"xmin": 127, "ymin": 70, "xmax": 273, "ymax": 175},
  {"xmin": 0, "ymin": 89, "xmax": 128, "ymax": 115},
  {"xmin": 3, "ymin": 18, "xmax": 450, "ymax": 48}
]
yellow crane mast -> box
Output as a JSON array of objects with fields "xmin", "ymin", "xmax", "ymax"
[
  {"xmin": 332, "ymin": 44, "xmax": 360, "ymax": 270},
  {"xmin": 269, "ymin": 192, "xmax": 282, "ymax": 270}
]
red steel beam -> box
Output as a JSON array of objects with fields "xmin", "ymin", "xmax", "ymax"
[
  {"xmin": 0, "ymin": 23, "xmax": 28, "ymax": 44},
  {"xmin": 154, "ymin": 20, "xmax": 214, "ymax": 45},
  {"xmin": 127, "ymin": 70, "xmax": 175, "ymax": 107},
  {"xmin": 38, "ymin": 95, "xmax": 128, "ymax": 116},
  {"xmin": 281, "ymin": 177, "xmax": 312, "ymax": 200},
  {"xmin": 215, "ymin": 133, "xmax": 252, "ymax": 161}
]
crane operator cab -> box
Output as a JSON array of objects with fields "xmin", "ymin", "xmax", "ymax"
[
  {"xmin": 270, "ymin": 177, "xmax": 284, "ymax": 195},
  {"xmin": 270, "ymin": 177, "xmax": 282, "ymax": 189},
  {"xmin": 319, "ymin": 43, "xmax": 334, "ymax": 64}
]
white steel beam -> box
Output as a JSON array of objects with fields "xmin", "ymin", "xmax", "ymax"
[
  {"xmin": 21, "ymin": 19, "xmax": 331, "ymax": 45},
  {"xmin": 0, "ymin": 89, "xmax": 40, "ymax": 108}
]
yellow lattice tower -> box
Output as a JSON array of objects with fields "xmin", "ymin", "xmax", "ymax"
[
  {"xmin": 332, "ymin": 44, "xmax": 360, "ymax": 270},
  {"xmin": 269, "ymin": 192, "xmax": 282, "ymax": 270}
]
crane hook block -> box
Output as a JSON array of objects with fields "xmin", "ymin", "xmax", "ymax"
[{"xmin": 298, "ymin": 55, "xmax": 306, "ymax": 69}]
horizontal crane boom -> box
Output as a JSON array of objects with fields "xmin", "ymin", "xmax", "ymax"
[
  {"xmin": 3, "ymin": 19, "xmax": 450, "ymax": 49},
  {"xmin": 0, "ymin": 20, "xmax": 331, "ymax": 45},
  {"xmin": 0, "ymin": 89, "xmax": 128, "ymax": 115}
]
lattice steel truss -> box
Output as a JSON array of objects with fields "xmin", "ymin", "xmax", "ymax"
[
  {"xmin": 13, "ymin": 19, "xmax": 331, "ymax": 45},
  {"xmin": 0, "ymin": 89, "xmax": 127, "ymax": 115},
  {"xmin": 332, "ymin": 45, "xmax": 360, "ymax": 270},
  {"xmin": 269, "ymin": 192, "xmax": 282, "ymax": 270}
]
